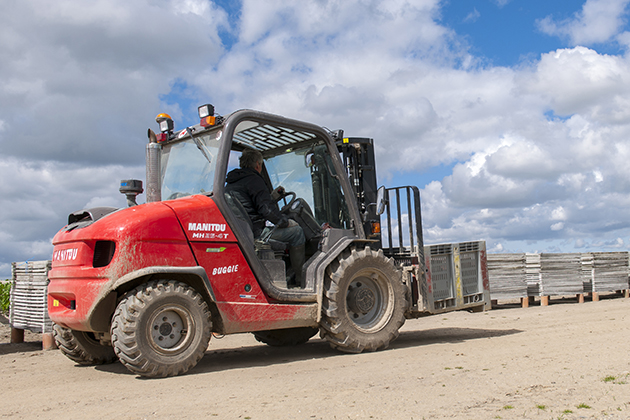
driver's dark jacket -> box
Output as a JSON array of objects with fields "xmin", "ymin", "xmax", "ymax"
[{"xmin": 224, "ymin": 167, "xmax": 288, "ymax": 237}]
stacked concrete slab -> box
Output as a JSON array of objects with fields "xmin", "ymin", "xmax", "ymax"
[
  {"xmin": 488, "ymin": 252, "xmax": 630, "ymax": 301},
  {"xmin": 487, "ymin": 253, "xmax": 527, "ymax": 299},
  {"xmin": 539, "ymin": 253, "xmax": 584, "ymax": 296},
  {"xmin": 525, "ymin": 253, "xmax": 541, "ymax": 296},
  {"xmin": 589, "ymin": 252, "xmax": 629, "ymax": 293},
  {"xmin": 10, "ymin": 260, "xmax": 52, "ymax": 334}
]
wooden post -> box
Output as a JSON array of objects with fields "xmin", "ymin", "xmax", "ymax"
[
  {"xmin": 541, "ymin": 296, "xmax": 549, "ymax": 306},
  {"xmin": 10, "ymin": 327, "xmax": 24, "ymax": 343},
  {"xmin": 577, "ymin": 293, "xmax": 584, "ymax": 303},
  {"xmin": 624, "ymin": 289, "xmax": 629, "ymax": 299},
  {"xmin": 591, "ymin": 292, "xmax": 599, "ymax": 302},
  {"xmin": 42, "ymin": 333, "xmax": 57, "ymax": 350},
  {"xmin": 521, "ymin": 297, "xmax": 529, "ymax": 308}
]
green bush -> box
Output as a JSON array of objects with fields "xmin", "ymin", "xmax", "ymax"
[{"xmin": 0, "ymin": 281, "xmax": 11, "ymax": 314}]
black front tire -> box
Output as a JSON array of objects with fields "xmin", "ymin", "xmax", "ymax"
[
  {"xmin": 253, "ymin": 327, "xmax": 319, "ymax": 347},
  {"xmin": 53, "ymin": 324, "xmax": 117, "ymax": 365},
  {"xmin": 320, "ymin": 247, "xmax": 407, "ymax": 353},
  {"xmin": 110, "ymin": 280, "xmax": 212, "ymax": 378}
]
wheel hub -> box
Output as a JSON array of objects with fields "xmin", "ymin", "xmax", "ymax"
[
  {"xmin": 159, "ymin": 322, "xmax": 173, "ymax": 336},
  {"xmin": 347, "ymin": 283, "xmax": 376, "ymax": 314},
  {"xmin": 151, "ymin": 310, "xmax": 185, "ymax": 349}
]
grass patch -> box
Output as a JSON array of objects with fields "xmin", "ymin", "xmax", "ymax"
[
  {"xmin": 563, "ymin": 409, "xmax": 573, "ymax": 414},
  {"xmin": 536, "ymin": 404, "xmax": 546, "ymax": 410},
  {"xmin": 0, "ymin": 281, "xmax": 11, "ymax": 314},
  {"xmin": 603, "ymin": 374, "xmax": 629, "ymax": 384},
  {"xmin": 503, "ymin": 405, "xmax": 514, "ymax": 410},
  {"xmin": 577, "ymin": 403, "xmax": 591, "ymax": 409}
]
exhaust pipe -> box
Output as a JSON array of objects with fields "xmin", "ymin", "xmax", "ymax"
[{"xmin": 146, "ymin": 129, "xmax": 162, "ymax": 203}]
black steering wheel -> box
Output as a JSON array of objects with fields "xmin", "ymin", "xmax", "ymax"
[{"xmin": 277, "ymin": 191, "xmax": 297, "ymax": 213}]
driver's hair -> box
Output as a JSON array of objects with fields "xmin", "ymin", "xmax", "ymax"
[{"xmin": 240, "ymin": 149, "xmax": 264, "ymax": 170}]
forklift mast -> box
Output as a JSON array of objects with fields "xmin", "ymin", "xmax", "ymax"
[
  {"xmin": 335, "ymin": 133, "xmax": 425, "ymax": 267},
  {"xmin": 334, "ymin": 133, "xmax": 381, "ymax": 243}
]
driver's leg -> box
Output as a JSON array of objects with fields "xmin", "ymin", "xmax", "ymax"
[
  {"xmin": 270, "ymin": 221, "xmax": 305, "ymax": 246},
  {"xmin": 271, "ymin": 224, "xmax": 306, "ymax": 287}
]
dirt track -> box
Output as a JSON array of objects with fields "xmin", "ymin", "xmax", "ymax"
[{"xmin": 1, "ymin": 296, "xmax": 629, "ymax": 419}]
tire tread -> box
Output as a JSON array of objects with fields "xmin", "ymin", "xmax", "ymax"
[
  {"xmin": 319, "ymin": 246, "xmax": 408, "ymax": 353},
  {"xmin": 110, "ymin": 280, "xmax": 211, "ymax": 378},
  {"xmin": 53, "ymin": 324, "xmax": 117, "ymax": 365}
]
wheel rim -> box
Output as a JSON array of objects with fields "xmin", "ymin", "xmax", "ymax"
[
  {"xmin": 346, "ymin": 269, "xmax": 392, "ymax": 331},
  {"xmin": 147, "ymin": 304, "xmax": 195, "ymax": 355}
]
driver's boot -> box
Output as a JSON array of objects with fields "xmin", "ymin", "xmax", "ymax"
[{"xmin": 289, "ymin": 244, "xmax": 306, "ymax": 288}]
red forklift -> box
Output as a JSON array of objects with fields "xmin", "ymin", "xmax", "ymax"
[{"xmin": 48, "ymin": 105, "xmax": 490, "ymax": 377}]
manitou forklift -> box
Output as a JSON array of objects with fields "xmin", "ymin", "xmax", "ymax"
[{"xmin": 48, "ymin": 105, "xmax": 490, "ymax": 377}]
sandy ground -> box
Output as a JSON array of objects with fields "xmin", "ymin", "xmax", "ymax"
[{"xmin": 1, "ymin": 295, "xmax": 629, "ymax": 420}]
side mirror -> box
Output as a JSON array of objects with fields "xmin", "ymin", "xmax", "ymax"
[{"xmin": 376, "ymin": 186, "xmax": 387, "ymax": 215}]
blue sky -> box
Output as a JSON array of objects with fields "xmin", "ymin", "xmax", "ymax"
[
  {"xmin": 2, "ymin": 0, "xmax": 630, "ymax": 278},
  {"xmin": 443, "ymin": 1, "xmax": 568, "ymax": 66}
]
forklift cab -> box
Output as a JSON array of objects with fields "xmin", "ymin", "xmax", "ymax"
[{"xmin": 154, "ymin": 109, "xmax": 365, "ymax": 300}]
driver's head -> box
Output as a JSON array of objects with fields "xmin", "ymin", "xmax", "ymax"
[{"xmin": 240, "ymin": 149, "xmax": 264, "ymax": 173}]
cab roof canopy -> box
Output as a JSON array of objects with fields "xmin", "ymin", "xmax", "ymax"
[{"xmin": 231, "ymin": 120, "xmax": 321, "ymax": 156}]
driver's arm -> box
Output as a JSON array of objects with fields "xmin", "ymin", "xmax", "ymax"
[{"xmin": 248, "ymin": 178, "xmax": 289, "ymax": 228}]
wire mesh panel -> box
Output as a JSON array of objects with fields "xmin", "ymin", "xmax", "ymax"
[
  {"xmin": 428, "ymin": 250, "xmax": 455, "ymax": 301},
  {"xmin": 10, "ymin": 260, "xmax": 53, "ymax": 334},
  {"xmin": 460, "ymin": 242, "xmax": 481, "ymax": 296},
  {"xmin": 423, "ymin": 241, "xmax": 489, "ymax": 313}
]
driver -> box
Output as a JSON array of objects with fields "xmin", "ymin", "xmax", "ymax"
[{"xmin": 225, "ymin": 149, "xmax": 306, "ymax": 287}]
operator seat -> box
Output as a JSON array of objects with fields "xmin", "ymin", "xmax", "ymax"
[{"xmin": 223, "ymin": 192, "xmax": 287, "ymax": 253}]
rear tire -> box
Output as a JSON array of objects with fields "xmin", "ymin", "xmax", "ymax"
[
  {"xmin": 253, "ymin": 327, "xmax": 319, "ymax": 347},
  {"xmin": 110, "ymin": 280, "xmax": 211, "ymax": 378},
  {"xmin": 320, "ymin": 247, "xmax": 407, "ymax": 353},
  {"xmin": 53, "ymin": 324, "xmax": 117, "ymax": 365}
]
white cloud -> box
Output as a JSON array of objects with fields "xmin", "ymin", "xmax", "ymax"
[
  {"xmin": 464, "ymin": 9, "xmax": 481, "ymax": 24},
  {"xmin": 520, "ymin": 47, "xmax": 630, "ymax": 120},
  {"xmin": 171, "ymin": 0, "xmax": 214, "ymax": 16},
  {"xmin": 0, "ymin": 0, "xmax": 226, "ymax": 164},
  {"xmin": 537, "ymin": 0, "xmax": 630, "ymax": 46},
  {"xmin": 551, "ymin": 222, "xmax": 564, "ymax": 231},
  {"xmin": 551, "ymin": 207, "xmax": 567, "ymax": 221},
  {"xmin": 492, "ymin": 0, "xmax": 511, "ymax": 7},
  {"xmin": 488, "ymin": 242, "xmax": 504, "ymax": 253}
]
